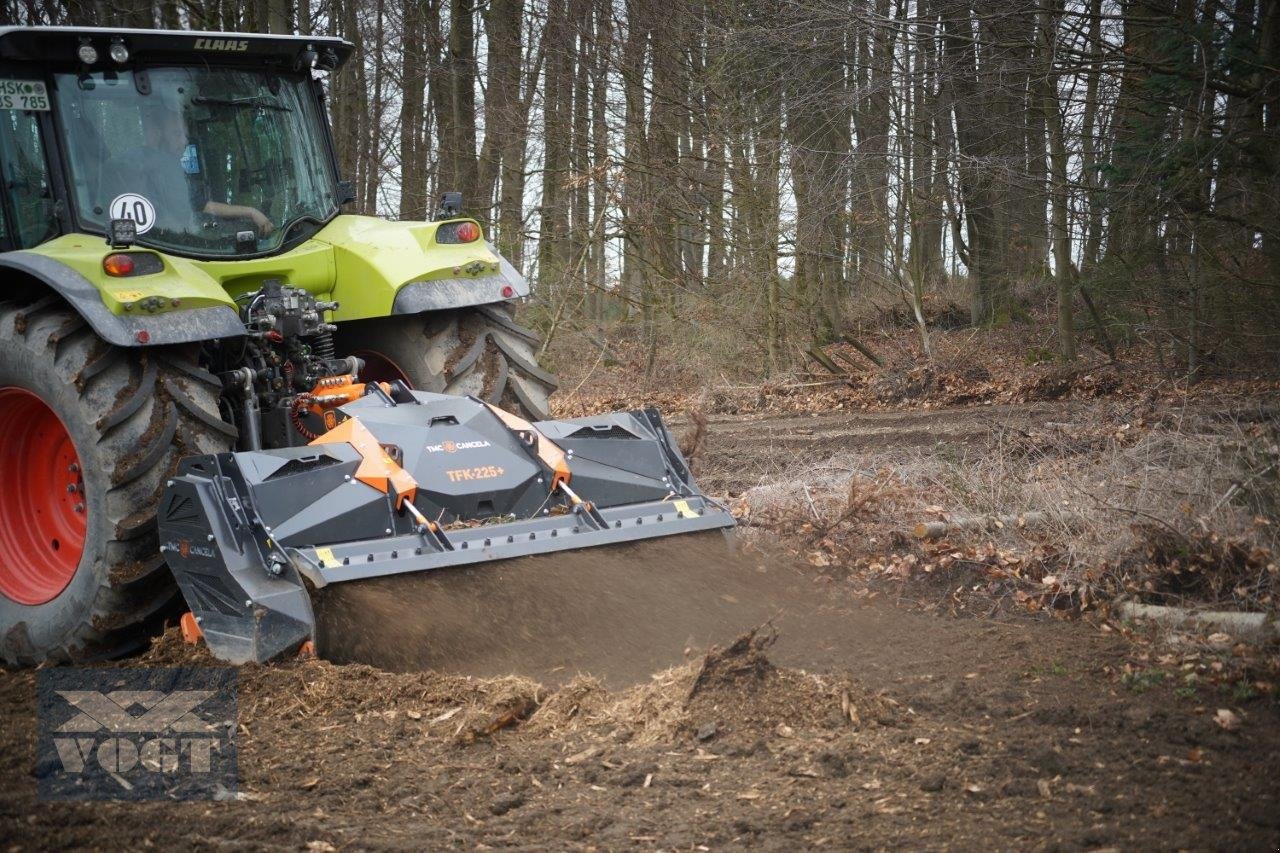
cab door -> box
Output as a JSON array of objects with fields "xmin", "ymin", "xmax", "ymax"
[{"xmin": 0, "ymin": 71, "xmax": 58, "ymax": 251}]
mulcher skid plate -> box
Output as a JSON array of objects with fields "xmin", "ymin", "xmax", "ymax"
[{"xmin": 158, "ymin": 389, "xmax": 734, "ymax": 663}]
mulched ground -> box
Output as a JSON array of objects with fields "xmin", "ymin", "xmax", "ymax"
[{"xmin": 2, "ymin": 585, "xmax": 1277, "ymax": 849}]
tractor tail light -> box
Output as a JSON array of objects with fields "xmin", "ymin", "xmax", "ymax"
[
  {"xmin": 103, "ymin": 253, "xmax": 135, "ymax": 276},
  {"xmin": 436, "ymin": 221, "xmax": 482, "ymax": 244},
  {"xmin": 102, "ymin": 252, "xmax": 163, "ymax": 277}
]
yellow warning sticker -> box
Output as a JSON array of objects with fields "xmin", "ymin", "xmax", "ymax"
[
  {"xmin": 113, "ymin": 290, "xmax": 144, "ymax": 302},
  {"xmin": 315, "ymin": 547, "xmax": 337, "ymax": 565},
  {"xmin": 672, "ymin": 499, "xmax": 698, "ymax": 517}
]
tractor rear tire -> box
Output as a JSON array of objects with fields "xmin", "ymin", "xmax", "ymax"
[
  {"xmin": 337, "ymin": 304, "xmax": 558, "ymax": 421},
  {"xmin": 0, "ymin": 297, "xmax": 235, "ymax": 665}
]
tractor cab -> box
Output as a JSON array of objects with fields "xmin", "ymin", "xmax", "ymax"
[{"xmin": 0, "ymin": 27, "xmax": 352, "ymax": 259}]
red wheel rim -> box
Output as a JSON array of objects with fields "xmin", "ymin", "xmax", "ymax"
[
  {"xmin": 0, "ymin": 388, "xmax": 87, "ymax": 605},
  {"xmin": 352, "ymin": 350, "xmax": 414, "ymax": 388}
]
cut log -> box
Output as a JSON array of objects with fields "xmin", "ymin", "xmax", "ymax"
[
  {"xmin": 1117, "ymin": 600, "xmax": 1279, "ymax": 644},
  {"xmin": 913, "ymin": 511, "xmax": 1054, "ymax": 540},
  {"xmin": 806, "ymin": 347, "xmax": 855, "ymax": 387},
  {"xmin": 1078, "ymin": 287, "xmax": 1118, "ymax": 366},
  {"xmin": 839, "ymin": 335, "xmax": 885, "ymax": 367},
  {"xmin": 830, "ymin": 350, "xmax": 864, "ymax": 375}
]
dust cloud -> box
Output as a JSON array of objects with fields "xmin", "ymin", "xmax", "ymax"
[{"xmin": 315, "ymin": 533, "xmax": 881, "ymax": 687}]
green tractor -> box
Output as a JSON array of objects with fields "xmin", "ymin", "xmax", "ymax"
[{"xmin": 0, "ymin": 26, "xmax": 558, "ymax": 664}]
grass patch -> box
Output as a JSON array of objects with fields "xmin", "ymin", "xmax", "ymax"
[{"xmin": 1123, "ymin": 669, "xmax": 1167, "ymax": 693}]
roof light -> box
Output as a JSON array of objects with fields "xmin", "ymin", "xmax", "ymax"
[
  {"xmin": 77, "ymin": 43, "xmax": 98, "ymax": 65},
  {"xmin": 455, "ymin": 221, "xmax": 480, "ymax": 243},
  {"xmin": 109, "ymin": 40, "xmax": 129, "ymax": 64}
]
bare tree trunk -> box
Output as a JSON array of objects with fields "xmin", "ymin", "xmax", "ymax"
[
  {"xmin": 1106, "ymin": 0, "xmax": 1175, "ymax": 266},
  {"xmin": 330, "ymin": 0, "xmax": 366, "ymax": 198},
  {"xmin": 644, "ymin": 0, "xmax": 683, "ymax": 372},
  {"xmin": 570, "ymin": 0, "xmax": 592, "ymax": 301},
  {"xmin": 590, "ymin": 0, "xmax": 612, "ymax": 319},
  {"xmin": 1014, "ymin": 13, "xmax": 1049, "ymax": 285},
  {"xmin": 447, "ymin": 0, "xmax": 478, "ymax": 205},
  {"xmin": 538, "ymin": 0, "xmax": 573, "ymax": 291},
  {"xmin": 938, "ymin": 0, "xmax": 1031, "ymax": 325},
  {"xmin": 908, "ymin": 8, "xmax": 943, "ymax": 293},
  {"xmin": 364, "ymin": 0, "xmax": 386, "ymax": 213},
  {"xmin": 496, "ymin": 1, "xmax": 539, "ymax": 266},
  {"xmin": 398, "ymin": 0, "xmax": 428, "ymax": 219},
  {"xmin": 477, "ymin": 0, "xmax": 521, "ymax": 232},
  {"xmin": 1040, "ymin": 0, "xmax": 1074, "ymax": 359},
  {"xmin": 787, "ymin": 7, "xmax": 850, "ymax": 344},
  {"xmin": 851, "ymin": 0, "xmax": 892, "ymax": 291},
  {"xmin": 425, "ymin": 1, "xmax": 450, "ymax": 203},
  {"xmin": 758, "ymin": 87, "xmax": 784, "ymax": 373},
  {"xmin": 619, "ymin": 0, "xmax": 651, "ymax": 317},
  {"xmin": 266, "ymin": 0, "xmax": 288, "ymax": 33}
]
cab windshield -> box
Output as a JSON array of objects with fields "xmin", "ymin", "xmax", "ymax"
[{"xmin": 53, "ymin": 66, "xmax": 338, "ymax": 257}]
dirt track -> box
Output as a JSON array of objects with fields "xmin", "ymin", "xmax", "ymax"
[
  {"xmin": 1, "ymin": 398, "xmax": 1278, "ymax": 849},
  {"xmin": 689, "ymin": 399, "xmax": 1101, "ymax": 495}
]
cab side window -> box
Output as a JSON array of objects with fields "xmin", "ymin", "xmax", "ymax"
[{"xmin": 0, "ymin": 106, "xmax": 56, "ymax": 248}]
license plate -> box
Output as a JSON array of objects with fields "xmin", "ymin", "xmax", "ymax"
[{"xmin": 0, "ymin": 79, "xmax": 49, "ymax": 111}]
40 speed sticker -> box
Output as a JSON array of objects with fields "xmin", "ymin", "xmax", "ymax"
[
  {"xmin": 109, "ymin": 193, "xmax": 157, "ymax": 235},
  {"xmin": 0, "ymin": 79, "xmax": 49, "ymax": 111}
]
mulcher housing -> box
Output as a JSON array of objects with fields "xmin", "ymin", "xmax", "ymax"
[{"xmin": 159, "ymin": 390, "xmax": 735, "ymax": 662}]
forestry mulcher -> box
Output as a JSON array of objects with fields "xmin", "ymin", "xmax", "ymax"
[{"xmin": 0, "ymin": 26, "xmax": 732, "ymax": 664}]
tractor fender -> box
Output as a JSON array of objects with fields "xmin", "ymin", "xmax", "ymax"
[
  {"xmin": 391, "ymin": 245, "xmax": 530, "ymax": 314},
  {"xmin": 0, "ymin": 251, "xmax": 244, "ymax": 347},
  {"xmin": 317, "ymin": 214, "xmax": 530, "ymax": 319}
]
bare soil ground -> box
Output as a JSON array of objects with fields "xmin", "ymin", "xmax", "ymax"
[{"xmin": 2, "ymin": 392, "xmax": 1278, "ymax": 850}]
